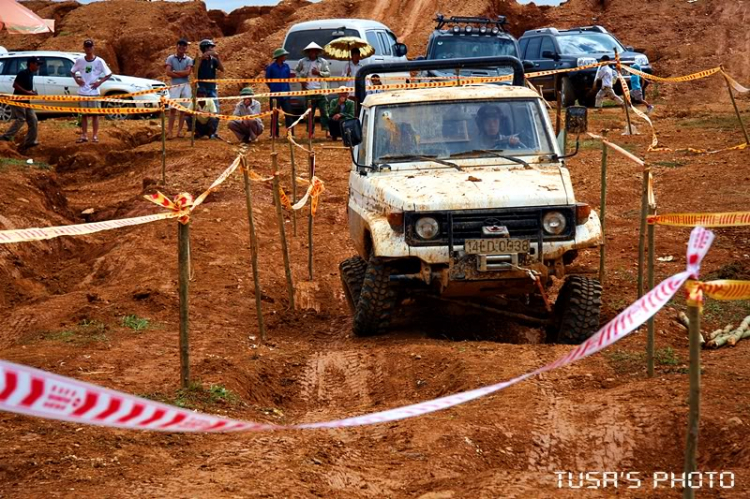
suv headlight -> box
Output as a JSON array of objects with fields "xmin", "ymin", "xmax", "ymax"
[
  {"xmin": 543, "ymin": 211, "xmax": 567, "ymax": 235},
  {"xmin": 576, "ymin": 57, "xmax": 598, "ymax": 67},
  {"xmin": 634, "ymin": 55, "xmax": 649, "ymax": 66},
  {"xmin": 415, "ymin": 217, "xmax": 440, "ymax": 240}
]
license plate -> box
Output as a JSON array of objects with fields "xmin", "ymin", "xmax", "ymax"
[{"xmin": 464, "ymin": 238, "xmax": 530, "ymax": 255}]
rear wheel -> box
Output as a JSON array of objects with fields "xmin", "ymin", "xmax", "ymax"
[
  {"xmin": 353, "ymin": 257, "xmax": 399, "ymax": 337},
  {"xmin": 339, "ymin": 255, "xmax": 367, "ymax": 313},
  {"xmin": 547, "ymin": 276, "xmax": 602, "ymax": 344},
  {"xmin": 561, "ymin": 77, "xmax": 576, "ymax": 107},
  {"xmin": 0, "ymin": 102, "xmax": 12, "ymax": 122}
]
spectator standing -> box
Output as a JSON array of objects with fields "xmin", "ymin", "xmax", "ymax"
[
  {"xmin": 265, "ymin": 48, "xmax": 293, "ymax": 137},
  {"xmin": 593, "ymin": 55, "xmax": 624, "ymax": 109},
  {"xmin": 70, "ymin": 39, "xmax": 112, "ymax": 143},
  {"xmin": 629, "ymin": 63, "xmax": 654, "ymax": 114},
  {"xmin": 342, "ymin": 48, "xmax": 365, "ymax": 91},
  {"xmin": 165, "ymin": 38, "xmax": 193, "ymax": 139},
  {"xmin": 0, "ymin": 56, "xmax": 40, "ymax": 151},
  {"xmin": 228, "ymin": 87, "xmax": 264, "ymax": 144},
  {"xmin": 197, "ymin": 39, "xmax": 224, "ymax": 137},
  {"xmin": 190, "ymin": 88, "xmax": 218, "ymax": 139},
  {"xmin": 327, "ymin": 91, "xmax": 355, "ymax": 141},
  {"xmin": 295, "ymin": 42, "xmax": 330, "ymax": 137}
]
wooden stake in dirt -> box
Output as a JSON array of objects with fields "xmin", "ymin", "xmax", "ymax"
[
  {"xmin": 190, "ymin": 49, "xmax": 199, "ymax": 149},
  {"xmin": 272, "ymin": 171, "xmax": 295, "ymax": 309},
  {"xmin": 614, "ymin": 49, "xmax": 634, "ymax": 135},
  {"xmin": 599, "ymin": 142, "xmax": 608, "ymax": 284},
  {"xmin": 240, "ymin": 157, "xmax": 266, "ymax": 343},
  {"xmin": 637, "ymin": 167, "xmax": 650, "ymax": 298},
  {"xmin": 288, "ymin": 133, "xmax": 298, "ymax": 237},
  {"xmin": 646, "ymin": 202, "xmax": 656, "ymax": 377},
  {"xmin": 555, "ymin": 74, "xmax": 562, "ymax": 136},
  {"xmin": 722, "ymin": 69, "xmax": 750, "ymax": 145},
  {"xmin": 160, "ymin": 100, "xmax": 167, "ymax": 185},
  {"xmin": 683, "ymin": 294, "xmax": 702, "ymax": 499},
  {"xmin": 177, "ymin": 221, "xmax": 191, "ymax": 388},
  {"xmin": 307, "ymin": 101, "xmax": 315, "ymax": 281}
]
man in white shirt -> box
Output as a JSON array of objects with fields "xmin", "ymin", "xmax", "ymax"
[
  {"xmin": 342, "ymin": 48, "xmax": 365, "ymax": 91},
  {"xmin": 70, "ymin": 39, "xmax": 112, "ymax": 143},
  {"xmin": 228, "ymin": 87, "xmax": 264, "ymax": 144},
  {"xmin": 295, "ymin": 42, "xmax": 331, "ymax": 136},
  {"xmin": 594, "ymin": 55, "xmax": 624, "ymax": 109}
]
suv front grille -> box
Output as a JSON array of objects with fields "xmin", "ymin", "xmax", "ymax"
[{"xmin": 404, "ymin": 207, "xmax": 575, "ymax": 247}]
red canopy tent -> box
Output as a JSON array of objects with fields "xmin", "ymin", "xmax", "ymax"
[{"xmin": 0, "ymin": 0, "xmax": 54, "ymax": 34}]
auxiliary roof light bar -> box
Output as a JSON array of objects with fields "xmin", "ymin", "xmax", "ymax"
[{"xmin": 434, "ymin": 14, "xmax": 508, "ymax": 33}]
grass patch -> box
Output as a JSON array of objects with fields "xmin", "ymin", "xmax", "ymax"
[
  {"xmin": 43, "ymin": 319, "xmax": 108, "ymax": 344},
  {"xmin": 607, "ymin": 347, "xmax": 682, "ymax": 374},
  {"xmin": 702, "ymin": 300, "xmax": 750, "ymax": 324},
  {"xmin": 682, "ymin": 115, "xmax": 741, "ymax": 130},
  {"xmin": 0, "ymin": 157, "xmax": 51, "ymax": 171},
  {"xmin": 121, "ymin": 314, "xmax": 150, "ymax": 332},
  {"xmin": 579, "ymin": 139, "xmax": 605, "ymax": 151},
  {"xmin": 144, "ymin": 382, "xmax": 240, "ymax": 409},
  {"xmin": 654, "ymin": 159, "xmax": 687, "ymax": 168}
]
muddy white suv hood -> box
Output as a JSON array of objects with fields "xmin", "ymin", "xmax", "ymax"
[{"xmin": 356, "ymin": 165, "xmax": 573, "ymax": 211}]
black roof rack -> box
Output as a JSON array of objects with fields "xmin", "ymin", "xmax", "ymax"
[{"xmin": 435, "ymin": 14, "xmax": 507, "ymax": 31}]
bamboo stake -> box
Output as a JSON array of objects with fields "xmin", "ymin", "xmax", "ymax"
[
  {"xmin": 307, "ymin": 101, "xmax": 315, "ymax": 281},
  {"xmin": 272, "ymin": 172, "xmax": 295, "ymax": 309},
  {"xmin": 615, "ymin": 48, "xmax": 633, "ymax": 135},
  {"xmin": 555, "ymin": 74, "xmax": 562, "ymax": 136},
  {"xmin": 178, "ymin": 221, "xmax": 191, "ymax": 388},
  {"xmin": 646, "ymin": 202, "xmax": 656, "ymax": 377},
  {"xmin": 722, "ymin": 70, "xmax": 750, "ymax": 145},
  {"xmin": 637, "ymin": 167, "xmax": 649, "ymax": 298},
  {"xmin": 241, "ymin": 157, "xmax": 266, "ymax": 343},
  {"xmin": 599, "ymin": 143, "xmax": 608, "ymax": 284},
  {"xmin": 288, "ymin": 136, "xmax": 298, "ymax": 236},
  {"xmin": 160, "ymin": 100, "xmax": 167, "ymax": 185},
  {"xmin": 683, "ymin": 298, "xmax": 702, "ymax": 499},
  {"xmin": 190, "ymin": 48, "xmax": 199, "ymax": 148}
]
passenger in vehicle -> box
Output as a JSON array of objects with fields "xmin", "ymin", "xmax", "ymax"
[{"xmin": 474, "ymin": 104, "xmax": 521, "ymax": 149}]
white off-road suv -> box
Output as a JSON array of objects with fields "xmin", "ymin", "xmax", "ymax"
[
  {"xmin": 0, "ymin": 49, "xmax": 167, "ymax": 121},
  {"xmin": 339, "ymin": 57, "xmax": 602, "ymax": 342}
]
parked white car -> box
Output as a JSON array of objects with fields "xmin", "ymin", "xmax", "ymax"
[{"xmin": 0, "ymin": 50, "xmax": 167, "ymax": 121}]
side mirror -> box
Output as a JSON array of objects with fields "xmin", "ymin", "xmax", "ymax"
[
  {"xmin": 393, "ymin": 43, "xmax": 408, "ymax": 57},
  {"xmin": 541, "ymin": 50, "xmax": 559, "ymax": 60},
  {"xmin": 565, "ymin": 106, "xmax": 588, "ymax": 134},
  {"xmin": 625, "ymin": 45, "xmax": 635, "ymax": 52},
  {"xmin": 341, "ymin": 118, "xmax": 362, "ymax": 147},
  {"xmin": 522, "ymin": 60, "xmax": 535, "ymax": 72}
]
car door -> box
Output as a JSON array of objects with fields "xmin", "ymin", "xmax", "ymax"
[
  {"xmin": 365, "ymin": 30, "xmax": 385, "ymax": 65},
  {"xmin": 0, "ymin": 58, "xmax": 14, "ymax": 95},
  {"xmin": 535, "ymin": 36, "xmax": 559, "ymax": 93},
  {"xmin": 38, "ymin": 56, "xmax": 77, "ymax": 109},
  {"xmin": 1, "ymin": 57, "xmax": 46, "ymax": 110}
]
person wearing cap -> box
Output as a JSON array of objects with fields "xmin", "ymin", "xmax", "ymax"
[
  {"xmin": 165, "ymin": 39, "xmax": 194, "ymax": 139},
  {"xmin": 265, "ymin": 48, "xmax": 293, "ymax": 137},
  {"xmin": 294, "ymin": 42, "xmax": 331, "ymax": 137},
  {"xmin": 228, "ymin": 87, "xmax": 264, "ymax": 144},
  {"xmin": 0, "ymin": 57, "xmax": 40, "ymax": 150},
  {"xmin": 474, "ymin": 104, "xmax": 522, "ymax": 149},
  {"xmin": 70, "ymin": 39, "xmax": 112, "ymax": 144},
  {"xmin": 189, "ymin": 87, "xmax": 218, "ymax": 139},
  {"xmin": 197, "ymin": 39, "xmax": 224, "ymax": 110},
  {"xmin": 327, "ymin": 90, "xmax": 355, "ymax": 141}
]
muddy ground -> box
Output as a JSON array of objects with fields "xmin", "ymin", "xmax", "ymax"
[{"xmin": 0, "ymin": 87, "xmax": 749, "ymax": 498}]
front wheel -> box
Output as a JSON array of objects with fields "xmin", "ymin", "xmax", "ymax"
[
  {"xmin": 339, "ymin": 255, "xmax": 367, "ymax": 313},
  {"xmin": 0, "ymin": 102, "xmax": 12, "ymax": 122},
  {"xmin": 102, "ymin": 92, "xmax": 134, "ymax": 121},
  {"xmin": 353, "ymin": 257, "xmax": 399, "ymax": 337},
  {"xmin": 547, "ymin": 276, "xmax": 602, "ymax": 344}
]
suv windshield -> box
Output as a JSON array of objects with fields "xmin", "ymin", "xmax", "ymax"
[
  {"xmin": 373, "ymin": 99, "xmax": 555, "ymax": 165},
  {"xmin": 284, "ymin": 28, "xmax": 360, "ymax": 60},
  {"xmin": 431, "ymin": 37, "xmax": 516, "ymax": 59},
  {"xmin": 557, "ymin": 33, "xmax": 625, "ymax": 55}
]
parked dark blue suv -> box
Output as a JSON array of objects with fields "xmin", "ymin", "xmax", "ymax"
[{"xmin": 519, "ymin": 26, "xmax": 653, "ymax": 107}]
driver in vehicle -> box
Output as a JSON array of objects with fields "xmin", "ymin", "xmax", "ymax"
[{"xmin": 474, "ymin": 104, "xmax": 521, "ymax": 149}]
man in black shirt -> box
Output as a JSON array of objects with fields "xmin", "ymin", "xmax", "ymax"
[
  {"xmin": 1, "ymin": 57, "xmax": 40, "ymax": 150},
  {"xmin": 196, "ymin": 39, "xmax": 224, "ymax": 137}
]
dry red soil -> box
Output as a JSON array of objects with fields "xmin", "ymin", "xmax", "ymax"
[{"xmin": 1, "ymin": 0, "xmax": 750, "ymax": 497}]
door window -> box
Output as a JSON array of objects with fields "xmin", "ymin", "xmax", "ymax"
[
  {"xmin": 540, "ymin": 37, "xmax": 556, "ymax": 58},
  {"xmin": 365, "ymin": 31, "xmax": 383, "ymax": 55},
  {"xmin": 519, "ymin": 38, "xmax": 529, "ymax": 58},
  {"xmin": 377, "ymin": 31, "xmax": 392, "ymax": 55},
  {"xmin": 4, "ymin": 58, "xmax": 26, "ymax": 75},
  {"xmin": 283, "ymin": 28, "xmax": 359, "ymax": 60},
  {"xmin": 43, "ymin": 57, "xmax": 73, "ymax": 78},
  {"xmin": 525, "ymin": 37, "xmax": 542, "ymax": 60},
  {"xmin": 358, "ymin": 110, "xmax": 369, "ymax": 165}
]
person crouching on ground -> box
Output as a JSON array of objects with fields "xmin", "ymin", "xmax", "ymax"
[
  {"xmin": 0, "ymin": 56, "xmax": 40, "ymax": 152},
  {"xmin": 594, "ymin": 55, "xmax": 624, "ymax": 109},
  {"xmin": 327, "ymin": 91, "xmax": 355, "ymax": 141},
  {"xmin": 228, "ymin": 87, "xmax": 264, "ymax": 144},
  {"xmin": 191, "ymin": 88, "xmax": 218, "ymax": 139}
]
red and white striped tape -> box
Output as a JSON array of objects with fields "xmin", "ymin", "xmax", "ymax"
[{"xmin": 0, "ymin": 227, "xmax": 714, "ymax": 432}]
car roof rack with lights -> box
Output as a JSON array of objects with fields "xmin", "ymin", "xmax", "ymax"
[{"xmin": 434, "ymin": 14, "xmax": 508, "ymax": 32}]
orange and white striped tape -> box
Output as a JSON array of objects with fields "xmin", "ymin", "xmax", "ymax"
[
  {"xmin": 0, "ymin": 84, "xmax": 179, "ymax": 102},
  {"xmin": 164, "ymin": 98, "xmax": 273, "ymax": 122},
  {"xmin": 586, "ymin": 133, "xmax": 645, "ymax": 166},
  {"xmin": 648, "ymin": 211, "xmax": 750, "ymax": 227},
  {"xmin": 687, "ymin": 280, "xmax": 750, "ymax": 302},
  {"xmin": 0, "ymin": 97, "xmax": 158, "ymax": 115}
]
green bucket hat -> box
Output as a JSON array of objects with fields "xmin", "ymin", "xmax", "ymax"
[
  {"xmin": 272, "ymin": 48, "xmax": 289, "ymax": 59},
  {"xmin": 240, "ymin": 87, "xmax": 255, "ymax": 96}
]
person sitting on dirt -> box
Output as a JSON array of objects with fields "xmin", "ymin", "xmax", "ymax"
[
  {"xmin": 165, "ymin": 38, "xmax": 194, "ymax": 139},
  {"xmin": 327, "ymin": 91, "xmax": 356, "ymax": 141},
  {"xmin": 228, "ymin": 87, "xmax": 263, "ymax": 144},
  {"xmin": 0, "ymin": 56, "xmax": 40, "ymax": 152},
  {"xmin": 190, "ymin": 88, "xmax": 219, "ymax": 140},
  {"xmin": 593, "ymin": 55, "xmax": 624, "ymax": 109},
  {"xmin": 474, "ymin": 104, "xmax": 521, "ymax": 150}
]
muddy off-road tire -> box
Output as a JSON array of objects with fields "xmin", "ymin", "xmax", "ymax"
[
  {"xmin": 561, "ymin": 77, "xmax": 576, "ymax": 107},
  {"xmin": 339, "ymin": 255, "xmax": 367, "ymax": 313},
  {"xmin": 353, "ymin": 257, "xmax": 398, "ymax": 337},
  {"xmin": 549, "ymin": 276, "xmax": 602, "ymax": 344}
]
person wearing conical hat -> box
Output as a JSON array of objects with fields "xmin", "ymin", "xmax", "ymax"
[
  {"xmin": 228, "ymin": 87, "xmax": 264, "ymax": 144},
  {"xmin": 295, "ymin": 42, "xmax": 331, "ymax": 137},
  {"xmin": 265, "ymin": 47, "xmax": 293, "ymax": 137}
]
